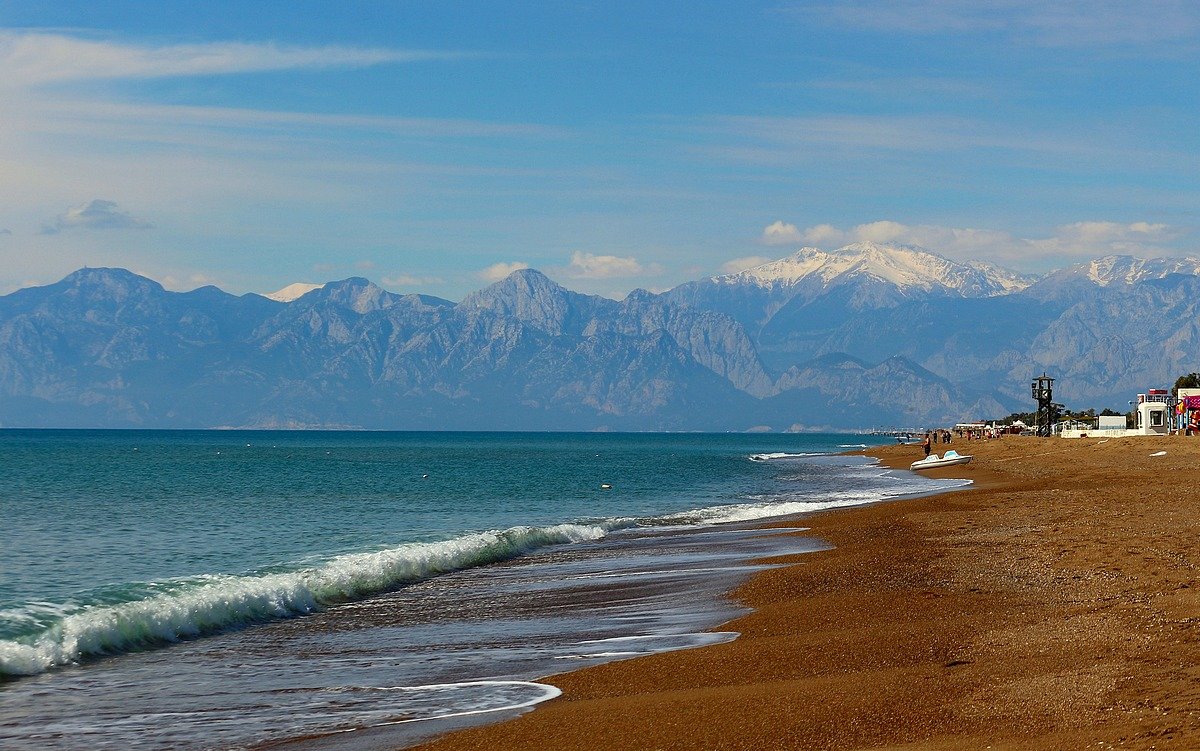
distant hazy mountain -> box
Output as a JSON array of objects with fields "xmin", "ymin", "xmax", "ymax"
[
  {"xmin": 0, "ymin": 268, "xmax": 764, "ymax": 429},
  {"xmin": 1052, "ymin": 255, "xmax": 1200, "ymax": 287},
  {"xmin": 964, "ymin": 260, "xmax": 1039, "ymax": 293},
  {"xmin": 1022, "ymin": 255, "xmax": 1200, "ymax": 305},
  {"xmin": 3, "ymin": 245, "xmax": 1199, "ymax": 430},
  {"xmin": 657, "ymin": 246, "xmax": 1200, "ymax": 414},
  {"xmin": 663, "ymin": 242, "xmax": 1036, "ymax": 373}
]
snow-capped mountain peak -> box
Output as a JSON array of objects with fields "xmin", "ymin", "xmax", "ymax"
[
  {"xmin": 965, "ymin": 261, "xmax": 1038, "ymax": 293},
  {"xmin": 1079, "ymin": 255, "xmax": 1200, "ymax": 286},
  {"xmin": 719, "ymin": 241, "xmax": 1027, "ymax": 297},
  {"xmin": 263, "ymin": 282, "xmax": 325, "ymax": 302}
]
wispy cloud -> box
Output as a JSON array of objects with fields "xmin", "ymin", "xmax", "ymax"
[
  {"xmin": 40, "ymin": 199, "xmax": 152, "ymax": 234},
  {"xmin": 692, "ymin": 113, "xmax": 1194, "ymax": 182},
  {"xmin": 794, "ymin": 1, "xmax": 1200, "ymax": 47},
  {"xmin": 800, "ymin": 74, "xmax": 996, "ymax": 99},
  {"xmin": 0, "ymin": 31, "xmax": 468, "ymax": 89},
  {"xmin": 707, "ymin": 114, "xmax": 1087, "ymax": 159},
  {"xmin": 25, "ymin": 98, "xmax": 562, "ymax": 140}
]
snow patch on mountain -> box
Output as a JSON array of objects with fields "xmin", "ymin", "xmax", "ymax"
[
  {"xmin": 1077, "ymin": 256, "xmax": 1200, "ymax": 287},
  {"xmin": 965, "ymin": 261, "xmax": 1037, "ymax": 293},
  {"xmin": 264, "ymin": 282, "xmax": 325, "ymax": 302}
]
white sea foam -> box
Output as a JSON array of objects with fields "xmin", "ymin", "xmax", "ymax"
[
  {"xmin": 0, "ymin": 523, "xmax": 607, "ymax": 677},
  {"xmin": 1, "ymin": 455, "xmax": 971, "ymax": 679},
  {"xmin": 657, "ymin": 477, "xmax": 972, "ymax": 526},
  {"xmin": 748, "ymin": 452, "xmax": 823, "ymax": 462},
  {"xmin": 0, "ymin": 680, "xmax": 564, "ymax": 748},
  {"xmin": 361, "ymin": 680, "xmax": 562, "ymax": 728}
]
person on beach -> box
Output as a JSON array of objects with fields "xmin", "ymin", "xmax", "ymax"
[{"xmin": 922, "ymin": 432, "xmax": 932, "ymax": 457}]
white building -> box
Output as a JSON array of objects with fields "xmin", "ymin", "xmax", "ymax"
[
  {"xmin": 1060, "ymin": 390, "xmax": 1171, "ymax": 438},
  {"xmin": 1133, "ymin": 396, "xmax": 1170, "ymax": 436}
]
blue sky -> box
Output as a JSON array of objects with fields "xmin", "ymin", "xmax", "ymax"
[{"xmin": 1, "ymin": 1, "xmax": 1198, "ymax": 298}]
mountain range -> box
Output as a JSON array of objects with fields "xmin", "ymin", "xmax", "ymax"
[{"xmin": 3, "ymin": 242, "xmax": 1199, "ymax": 430}]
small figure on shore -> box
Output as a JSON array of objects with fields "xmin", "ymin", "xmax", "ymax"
[{"xmin": 922, "ymin": 432, "xmax": 932, "ymax": 457}]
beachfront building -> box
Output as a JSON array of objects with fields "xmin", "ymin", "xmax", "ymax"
[
  {"xmin": 953, "ymin": 422, "xmax": 987, "ymax": 438},
  {"xmin": 1060, "ymin": 389, "xmax": 1171, "ymax": 438}
]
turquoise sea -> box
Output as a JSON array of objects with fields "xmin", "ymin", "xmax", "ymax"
[{"xmin": 0, "ymin": 430, "xmax": 968, "ymax": 749}]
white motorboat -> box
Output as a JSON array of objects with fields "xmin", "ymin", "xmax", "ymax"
[{"xmin": 909, "ymin": 449, "xmax": 973, "ymax": 471}]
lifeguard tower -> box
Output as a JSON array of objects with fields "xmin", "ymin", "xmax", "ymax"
[{"xmin": 1030, "ymin": 373, "xmax": 1058, "ymax": 437}]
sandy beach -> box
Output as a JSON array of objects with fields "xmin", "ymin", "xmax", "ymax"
[{"xmin": 414, "ymin": 435, "xmax": 1200, "ymax": 750}]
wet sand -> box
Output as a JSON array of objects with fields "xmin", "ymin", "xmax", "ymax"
[{"xmin": 413, "ymin": 435, "xmax": 1200, "ymax": 750}]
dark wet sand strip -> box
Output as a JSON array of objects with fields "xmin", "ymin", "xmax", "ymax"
[{"xmin": 414, "ymin": 436, "xmax": 1200, "ymax": 750}]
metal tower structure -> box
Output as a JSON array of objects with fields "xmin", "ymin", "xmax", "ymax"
[{"xmin": 1031, "ymin": 373, "xmax": 1057, "ymax": 437}]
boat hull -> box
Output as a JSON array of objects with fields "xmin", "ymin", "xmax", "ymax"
[{"xmin": 909, "ymin": 454, "xmax": 973, "ymax": 471}]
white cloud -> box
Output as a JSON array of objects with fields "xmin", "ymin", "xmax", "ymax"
[
  {"xmin": 0, "ymin": 31, "xmax": 466, "ymax": 89},
  {"xmin": 566, "ymin": 251, "xmax": 647, "ymax": 279},
  {"xmin": 478, "ymin": 261, "xmax": 529, "ymax": 282},
  {"xmin": 158, "ymin": 272, "xmax": 222, "ymax": 291},
  {"xmin": 787, "ymin": 218, "xmax": 1186, "ymax": 269},
  {"xmin": 801, "ymin": 223, "xmax": 844, "ymax": 245},
  {"xmin": 382, "ymin": 273, "xmax": 445, "ymax": 287},
  {"xmin": 851, "ymin": 220, "xmax": 909, "ymax": 244},
  {"xmin": 1026, "ymin": 221, "xmax": 1179, "ymax": 259},
  {"xmin": 760, "ymin": 220, "xmax": 803, "ymax": 245},
  {"xmin": 41, "ymin": 199, "xmax": 152, "ymax": 234},
  {"xmin": 721, "ymin": 256, "xmax": 773, "ymax": 273},
  {"xmin": 794, "ymin": 219, "xmax": 1024, "ymax": 257},
  {"xmin": 1053, "ymin": 221, "xmax": 1173, "ymax": 243}
]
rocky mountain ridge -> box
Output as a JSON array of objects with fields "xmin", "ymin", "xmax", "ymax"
[{"xmin": 3, "ymin": 244, "xmax": 1200, "ymax": 430}]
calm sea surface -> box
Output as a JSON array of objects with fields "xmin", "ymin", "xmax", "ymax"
[{"xmin": 0, "ymin": 430, "xmax": 967, "ymax": 749}]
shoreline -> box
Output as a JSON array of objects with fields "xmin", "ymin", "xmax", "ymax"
[{"xmin": 412, "ymin": 435, "xmax": 1200, "ymax": 750}]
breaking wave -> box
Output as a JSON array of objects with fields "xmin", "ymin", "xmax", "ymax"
[
  {"xmin": 0, "ymin": 523, "xmax": 608, "ymax": 677},
  {"xmin": 1, "ymin": 455, "xmax": 968, "ymax": 679}
]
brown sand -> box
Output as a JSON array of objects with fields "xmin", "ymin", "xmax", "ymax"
[{"xmin": 414, "ymin": 436, "xmax": 1200, "ymax": 750}]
